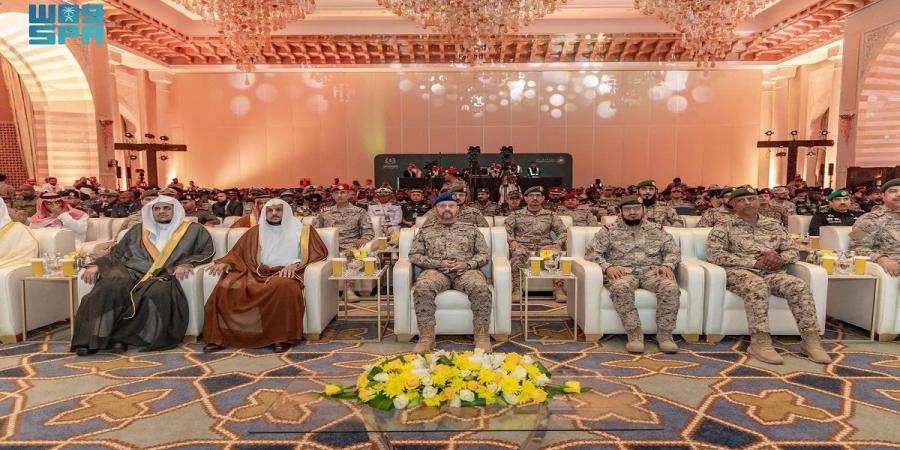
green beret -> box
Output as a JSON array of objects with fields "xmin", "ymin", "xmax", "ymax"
[
  {"xmin": 728, "ymin": 186, "xmax": 758, "ymax": 202},
  {"xmin": 619, "ymin": 195, "xmax": 642, "ymax": 207},
  {"xmin": 827, "ymin": 189, "xmax": 850, "ymax": 201},
  {"xmin": 636, "ymin": 180, "xmax": 656, "ymax": 189},
  {"xmin": 718, "ymin": 187, "xmax": 734, "ymax": 199},
  {"xmin": 882, "ymin": 178, "xmax": 900, "ymax": 192},
  {"xmin": 523, "ymin": 186, "xmax": 544, "ymax": 196},
  {"xmin": 507, "ymin": 190, "xmax": 522, "ymax": 199},
  {"xmin": 447, "ymin": 185, "xmax": 466, "ymax": 194}
]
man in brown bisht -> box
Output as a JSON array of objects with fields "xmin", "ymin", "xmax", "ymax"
[{"xmin": 202, "ymin": 198, "xmax": 329, "ymax": 353}]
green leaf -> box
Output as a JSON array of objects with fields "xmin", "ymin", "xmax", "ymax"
[
  {"xmin": 534, "ymin": 361, "xmax": 552, "ymax": 378},
  {"xmin": 367, "ymin": 366, "xmax": 383, "ymax": 381},
  {"xmin": 368, "ymin": 393, "xmax": 394, "ymax": 411},
  {"xmin": 544, "ymin": 385, "xmax": 565, "ymax": 396},
  {"xmin": 333, "ymin": 391, "xmax": 359, "ymax": 400},
  {"xmin": 580, "ymin": 387, "xmax": 592, "ymax": 393},
  {"xmin": 407, "ymin": 397, "xmax": 421, "ymax": 409},
  {"xmin": 437, "ymin": 355, "xmax": 453, "ymax": 366},
  {"xmin": 460, "ymin": 397, "xmax": 487, "ymax": 407}
]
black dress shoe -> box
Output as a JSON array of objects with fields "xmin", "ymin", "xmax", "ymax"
[
  {"xmin": 74, "ymin": 347, "xmax": 96, "ymax": 357},
  {"xmin": 271, "ymin": 343, "xmax": 291, "ymax": 353},
  {"xmin": 203, "ymin": 343, "xmax": 225, "ymax": 353},
  {"xmin": 111, "ymin": 342, "xmax": 128, "ymax": 354}
]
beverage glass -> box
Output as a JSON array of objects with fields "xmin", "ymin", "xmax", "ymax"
[
  {"xmin": 560, "ymin": 257, "xmax": 573, "ymax": 275},
  {"xmin": 529, "ymin": 257, "xmax": 542, "ymax": 276},
  {"xmin": 331, "ymin": 258, "xmax": 344, "ymax": 277},
  {"xmin": 364, "ymin": 257, "xmax": 376, "ymax": 276},
  {"xmin": 821, "ymin": 256, "xmax": 836, "ymax": 275},
  {"xmin": 61, "ymin": 258, "xmax": 75, "ymax": 277},
  {"xmin": 853, "ymin": 256, "xmax": 869, "ymax": 275},
  {"xmin": 30, "ymin": 259, "xmax": 44, "ymax": 277}
]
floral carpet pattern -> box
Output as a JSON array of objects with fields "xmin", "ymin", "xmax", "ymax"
[{"xmin": 0, "ymin": 322, "xmax": 898, "ymax": 449}]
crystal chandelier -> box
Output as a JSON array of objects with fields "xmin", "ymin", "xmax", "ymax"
[
  {"xmin": 377, "ymin": 0, "xmax": 567, "ymax": 65},
  {"xmin": 634, "ymin": 0, "xmax": 768, "ymax": 67},
  {"xmin": 174, "ymin": 0, "xmax": 316, "ymax": 72}
]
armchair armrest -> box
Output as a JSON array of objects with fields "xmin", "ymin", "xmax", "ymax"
[
  {"xmin": 303, "ymin": 260, "xmax": 337, "ymax": 335},
  {"xmin": 863, "ymin": 262, "xmax": 900, "ymax": 333},
  {"xmin": 0, "ymin": 264, "xmax": 32, "ymax": 341},
  {"xmin": 571, "ymin": 258, "xmax": 603, "ymax": 338},
  {"xmin": 393, "ymin": 259, "xmax": 414, "ymax": 337},
  {"xmin": 491, "ymin": 257, "xmax": 512, "ymax": 335},
  {"xmin": 687, "ymin": 258, "xmax": 727, "ymax": 335},
  {"xmin": 677, "ymin": 259, "xmax": 706, "ymax": 334}
]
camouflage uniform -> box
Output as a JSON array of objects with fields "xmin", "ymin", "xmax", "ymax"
[
  {"xmin": 401, "ymin": 200, "xmax": 431, "ymax": 226},
  {"xmin": 758, "ymin": 204, "xmax": 788, "ymax": 226},
  {"xmin": 186, "ymin": 209, "xmax": 220, "ymax": 225},
  {"xmin": 644, "ymin": 202, "xmax": 685, "ymax": 227},
  {"xmin": 472, "ymin": 200, "xmax": 500, "ymax": 217},
  {"xmin": 771, "ymin": 199, "xmax": 796, "ymax": 216},
  {"xmin": 368, "ymin": 202, "xmax": 403, "ymax": 235},
  {"xmin": 706, "ymin": 216, "xmax": 819, "ymax": 334},
  {"xmin": 584, "ymin": 219, "xmax": 682, "ymax": 332},
  {"xmin": 314, "ymin": 204, "xmax": 375, "ymax": 255},
  {"xmin": 409, "ymin": 222, "xmax": 492, "ymax": 328},
  {"xmin": 558, "ymin": 206, "xmax": 599, "ymax": 226},
  {"xmin": 849, "ymin": 208, "xmax": 900, "ymax": 262},
  {"xmin": 795, "ymin": 200, "xmax": 828, "ymax": 216},
  {"xmin": 422, "ymin": 206, "xmax": 489, "ymax": 227},
  {"xmin": 697, "ymin": 206, "xmax": 733, "ymax": 228},
  {"xmin": 593, "ymin": 198, "xmax": 620, "ymax": 216},
  {"xmin": 505, "ymin": 208, "xmax": 567, "ymax": 289},
  {"xmin": 13, "ymin": 198, "xmax": 37, "ymax": 218}
]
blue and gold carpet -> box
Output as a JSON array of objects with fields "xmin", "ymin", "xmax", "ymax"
[{"xmin": 0, "ymin": 319, "xmax": 898, "ymax": 449}]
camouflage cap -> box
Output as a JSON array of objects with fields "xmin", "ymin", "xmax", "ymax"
[
  {"xmin": 507, "ymin": 190, "xmax": 522, "ymax": 199},
  {"xmin": 523, "ymin": 186, "xmax": 544, "ymax": 196},
  {"xmin": 619, "ymin": 195, "xmax": 642, "ymax": 207},
  {"xmin": 636, "ymin": 180, "xmax": 656, "ymax": 189}
]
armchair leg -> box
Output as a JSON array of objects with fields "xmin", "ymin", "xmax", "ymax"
[
  {"xmin": 304, "ymin": 333, "xmax": 321, "ymax": 342},
  {"xmin": 681, "ymin": 334, "xmax": 700, "ymax": 344},
  {"xmin": 183, "ymin": 335, "xmax": 197, "ymax": 344},
  {"xmin": 491, "ymin": 334, "xmax": 509, "ymax": 342},
  {"xmin": 583, "ymin": 334, "xmax": 602, "ymax": 343},
  {"xmin": 877, "ymin": 333, "xmax": 897, "ymax": 342},
  {"xmin": 705, "ymin": 334, "xmax": 724, "ymax": 344},
  {"xmin": 396, "ymin": 334, "xmax": 413, "ymax": 342}
]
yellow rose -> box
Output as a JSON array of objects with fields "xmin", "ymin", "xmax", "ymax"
[
  {"xmin": 323, "ymin": 384, "xmax": 343, "ymax": 396},
  {"xmin": 424, "ymin": 396, "xmax": 442, "ymax": 407},
  {"xmin": 385, "ymin": 378, "xmax": 405, "ymax": 397},
  {"xmin": 563, "ymin": 380, "xmax": 581, "ymax": 394},
  {"xmin": 357, "ymin": 373, "xmax": 370, "ymax": 389},
  {"xmin": 405, "ymin": 376, "xmax": 421, "ymax": 389},
  {"xmin": 531, "ymin": 389, "xmax": 548, "ymax": 403},
  {"xmin": 402, "ymin": 354, "xmax": 418, "ymax": 363},
  {"xmin": 466, "ymin": 380, "xmax": 481, "ymax": 391},
  {"xmin": 443, "ymin": 387, "xmax": 458, "ymax": 400},
  {"xmin": 359, "ymin": 387, "xmax": 376, "ymax": 401}
]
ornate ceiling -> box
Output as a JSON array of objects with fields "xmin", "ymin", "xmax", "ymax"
[{"xmin": 102, "ymin": 0, "xmax": 875, "ymax": 67}]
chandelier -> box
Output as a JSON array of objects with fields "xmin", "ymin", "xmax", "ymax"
[
  {"xmin": 174, "ymin": 0, "xmax": 316, "ymax": 72},
  {"xmin": 634, "ymin": 0, "xmax": 768, "ymax": 67},
  {"xmin": 377, "ymin": 0, "xmax": 567, "ymax": 65}
]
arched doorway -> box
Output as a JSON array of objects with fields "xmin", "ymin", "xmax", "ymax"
[
  {"xmin": 855, "ymin": 28, "xmax": 900, "ymax": 167},
  {"xmin": 0, "ymin": 12, "xmax": 98, "ymax": 184}
]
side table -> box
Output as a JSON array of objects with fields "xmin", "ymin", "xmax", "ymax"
[
  {"xmin": 329, "ymin": 267, "xmax": 390, "ymax": 341},
  {"xmin": 21, "ymin": 276, "xmax": 77, "ymax": 342},
  {"xmin": 520, "ymin": 268, "xmax": 579, "ymax": 342}
]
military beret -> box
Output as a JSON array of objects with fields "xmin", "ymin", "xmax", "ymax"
[
  {"xmin": 141, "ymin": 189, "xmax": 160, "ymax": 200},
  {"xmin": 827, "ymin": 189, "xmax": 850, "ymax": 201},
  {"xmin": 333, "ymin": 183, "xmax": 351, "ymax": 191},
  {"xmin": 619, "ymin": 195, "xmax": 642, "ymax": 207},
  {"xmin": 562, "ymin": 192, "xmax": 578, "ymax": 200},
  {"xmin": 757, "ymin": 188, "xmax": 772, "ymax": 195},
  {"xmin": 433, "ymin": 193, "xmax": 455, "ymax": 205},
  {"xmin": 636, "ymin": 180, "xmax": 656, "ymax": 189},
  {"xmin": 549, "ymin": 187, "xmax": 564, "ymax": 195},
  {"xmin": 446, "ymin": 184, "xmax": 466, "ymax": 194},
  {"xmin": 507, "ymin": 190, "xmax": 522, "ymax": 199},
  {"xmin": 279, "ymin": 189, "xmax": 296, "ymax": 197},
  {"xmin": 408, "ymin": 188, "xmax": 423, "ymax": 194},
  {"xmin": 39, "ymin": 192, "xmax": 61, "ymax": 200},
  {"xmin": 718, "ymin": 187, "xmax": 734, "ymax": 199},
  {"xmin": 375, "ymin": 187, "xmax": 393, "ymax": 195},
  {"xmin": 728, "ymin": 186, "xmax": 758, "ymax": 202},
  {"xmin": 523, "ymin": 186, "xmax": 544, "ymax": 196},
  {"xmin": 181, "ymin": 193, "xmax": 198, "ymax": 201},
  {"xmin": 855, "ymin": 185, "xmax": 868, "ymax": 192},
  {"xmin": 771, "ymin": 186, "xmax": 788, "ymax": 194},
  {"xmin": 476, "ymin": 187, "xmax": 490, "ymax": 194},
  {"xmin": 305, "ymin": 193, "xmax": 323, "ymax": 202},
  {"xmin": 98, "ymin": 188, "xmax": 117, "ymax": 195},
  {"xmin": 882, "ymin": 178, "xmax": 900, "ymax": 192},
  {"xmin": 445, "ymin": 167, "xmax": 459, "ymax": 175},
  {"xmin": 159, "ymin": 188, "xmax": 179, "ymax": 197},
  {"xmin": 248, "ymin": 188, "xmax": 267, "ymax": 196}
]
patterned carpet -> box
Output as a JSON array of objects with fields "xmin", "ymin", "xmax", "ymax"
[{"xmin": 1, "ymin": 306, "xmax": 899, "ymax": 449}]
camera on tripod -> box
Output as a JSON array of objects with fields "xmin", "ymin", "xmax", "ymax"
[
  {"xmin": 499, "ymin": 145, "xmax": 515, "ymax": 175},
  {"xmin": 466, "ymin": 145, "xmax": 481, "ymax": 174}
]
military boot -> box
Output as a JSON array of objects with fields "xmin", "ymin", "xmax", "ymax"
[
  {"xmin": 800, "ymin": 331, "xmax": 832, "ymax": 364},
  {"xmin": 749, "ymin": 332, "xmax": 783, "ymax": 365},
  {"xmin": 625, "ymin": 327, "xmax": 645, "ymax": 353},
  {"xmin": 656, "ymin": 330, "xmax": 679, "ymax": 354},
  {"xmin": 553, "ymin": 282, "xmax": 567, "ymax": 303},
  {"xmin": 473, "ymin": 324, "xmax": 492, "ymax": 353},
  {"xmin": 413, "ymin": 326, "xmax": 436, "ymax": 354}
]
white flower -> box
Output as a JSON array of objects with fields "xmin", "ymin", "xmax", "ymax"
[
  {"xmin": 373, "ymin": 372, "xmax": 390, "ymax": 382},
  {"xmin": 459, "ymin": 389, "xmax": 475, "ymax": 402},
  {"xmin": 510, "ymin": 366, "xmax": 528, "ymax": 380},
  {"xmin": 503, "ymin": 392, "xmax": 519, "ymax": 405},
  {"xmin": 411, "ymin": 358, "xmax": 426, "ymax": 369},
  {"xmin": 450, "ymin": 396, "xmax": 462, "ymax": 408},
  {"xmin": 421, "ymin": 376, "xmax": 433, "ymax": 387},
  {"xmin": 393, "ymin": 394, "xmax": 409, "ymax": 409},
  {"xmin": 412, "ymin": 367, "xmax": 430, "ymax": 378},
  {"xmin": 486, "ymin": 382, "xmax": 500, "ymax": 393},
  {"xmin": 522, "ymin": 355, "xmax": 534, "ymax": 364},
  {"xmin": 489, "ymin": 354, "xmax": 506, "ymax": 369},
  {"xmin": 468, "ymin": 353, "xmax": 486, "ymax": 367},
  {"xmin": 535, "ymin": 374, "xmax": 550, "ymax": 386},
  {"xmin": 422, "ymin": 386, "xmax": 438, "ymax": 399},
  {"xmin": 460, "ymin": 370, "xmax": 472, "ymax": 378}
]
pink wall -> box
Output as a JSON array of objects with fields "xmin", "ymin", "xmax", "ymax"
[
  {"xmin": 170, "ymin": 69, "xmax": 762, "ymax": 188},
  {"xmin": 0, "ymin": 69, "xmax": 13, "ymax": 122}
]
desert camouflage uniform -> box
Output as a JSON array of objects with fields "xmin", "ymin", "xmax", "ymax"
[
  {"xmin": 558, "ymin": 206, "xmax": 599, "ymax": 226},
  {"xmin": 644, "ymin": 202, "xmax": 685, "ymax": 227},
  {"xmin": 706, "ymin": 216, "xmax": 819, "ymax": 334},
  {"xmin": 771, "ymin": 199, "xmax": 797, "ymax": 216},
  {"xmin": 409, "ymin": 222, "xmax": 491, "ymax": 328},
  {"xmin": 849, "ymin": 208, "xmax": 900, "ymax": 262},
  {"xmin": 758, "ymin": 204, "xmax": 788, "ymax": 226},
  {"xmin": 697, "ymin": 205, "xmax": 733, "ymax": 228},
  {"xmin": 592, "ymin": 198, "xmax": 620, "ymax": 217},
  {"xmin": 505, "ymin": 208, "xmax": 567, "ymax": 290},
  {"xmin": 314, "ymin": 204, "xmax": 374, "ymax": 255},
  {"xmin": 422, "ymin": 206, "xmax": 489, "ymax": 227},
  {"xmin": 584, "ymin": 219, "xmax": 681, "ymax": 332},
  {"xmin": 472, "ymin": 201, "xmax": 500, "ymax": 217}
]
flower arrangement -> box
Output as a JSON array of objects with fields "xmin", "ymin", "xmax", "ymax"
[
  {"xmin": 323, "ymin": 349, "xmax": 588, "ymax": 410},
  {"xmin": 352, "ymin": 249, "xmax": 369, "ymax": 261}
]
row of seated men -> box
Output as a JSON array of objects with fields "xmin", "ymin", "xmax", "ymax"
[{"xmin": 1, "ymin": 178, "xmax": 896, "ymax": 367}]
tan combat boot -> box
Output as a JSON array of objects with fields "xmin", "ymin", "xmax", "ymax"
[
  {"xmin": 413, "ymin": 326, "xmax": 436, "ymax": 354},
  {"xmin": 748, "ymin": 333, "xmax": 783, "ymax": 365},
  {"xmin": 625, "ymin": 327, "xmax": 645, "ymax": 353},
  {"xmin": 800, "ymin": 331, "xmax": 832, "ymax": 364},
  {"xmin": 512, "ymin": 278, "xmax": 522, "ymax": 303},
  {"xmin": 656, "ymin": 330, "xmax": 679, "ymax": 354},
  {"xmin": 473, "ymin": 324, "xmax": 492, "ymax": 353},
  {"xmin": 553, "ymin": 284, "xmax": 567, "ymax": 303}
]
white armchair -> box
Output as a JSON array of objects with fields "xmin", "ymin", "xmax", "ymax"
[
  {"xmin": 0, "ymin": 229, "xmax": 76, "ymax": 343},
  {"xmin": 201, "ymin": 226, "xmax": 341, "ymax": 342},
  {"xmin": 566, "ymin": 226, "xmax": 705, "ymax": 342},
  {"xmin": 681, "ymin": 215, "xmax": 701, "ymax": 228},
  {"xmin": 601, "ymin": 216, "xmax": 617, "ymax": 226},
  {"xmin": 219, "ymin": 216, "xmax": 242, "ymax": 228},
  {"xmin": 78, "ymin": 218, "xmax": 116, "ymax": 255},
  {"xmin": 689, "ymin": 227, "xmax": 828, "ymax": 341},
  {"xmin": 493, "ymin": 216, "xmax": 506, "ymax": 227},
  {"xmin": 788, "ymin": 215, "xmax": 813, "ymax": 235},
  {"xmin": 819, "ymin": 225, "xmax": 899, "ymax": 341},
  {"xmin": 393, "ymin": 226, "xmax": 512, "ymax": 342}
]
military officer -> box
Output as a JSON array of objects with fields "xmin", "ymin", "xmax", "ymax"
[
  {"xmin": 558, "ymin": 192, "xmax": 598, "ymax": 226},
  {"xmin": 584, "ymin": 196, "xmax": 681, "ymax": 353},
  {"xmin": 706, "ymin": 187, "xmax": 830, "ymax": 365},
  {"xmin": 770, "ymin": 186, "xmax": 797, "ymax": 216},
  {"xmin": 499, "ymin": 190, "xmax": 523, "ymax": 216},
  {"xmin": 808, "ymin": 189, "xmax": 862, "ymax": 236},
  {"xmin": 368, "ymin": 187, "xmax": 403, "ymax": 235},
  {"xmin": 850, "ymin": 178, "xmax": 900, "ymax": 278},
  {"xmin": 409, "ymin": 193, "xmax": 493, "ymax": 353},
  {"xmin": 440, "ymin": 167, "xmax": 468, "ymax": 193},
  {"xmin": 794, "ymin": 188, "xmax": 828, "ymax": 216},
  {"xmin": 543, "ymin": 187, "xmax": 564, "ymax": 211},
  {"xmin": 636, "ymin": 180, "xmax": 684, "ymax": 227},
  {"xmin": 401, "ymin": 189, "xmax": 431, "ymax": 227},
  {"xmin": 505, "ymin": 186, "xmax": 567, "ymax": 301},
  {"xmin": 697, "ymin": 187, "xmax": 734, "ymax": 228},
  {"xmin": 472, "ymin": 187, "xmax": 500, "ymax": 216},
  {"xmin": 296, "ymin": 192, "xmax": 324, "ymax": 217},
  {"xmin": 315, "ymin": 183, "xmax": 375, "ymax": 301},
  {"xmin": 422, "ymin": 187, "xmax": 489, "ymax": 227},
  {"xmin": 593, "ymin": 185, "xmax": 620, "ymax": 217},
  {"xmin": 757, "ymin": 188, "xmax": 789, "ymax": 225}
]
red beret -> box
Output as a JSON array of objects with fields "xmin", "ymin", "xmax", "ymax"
[{"xmin": 563, "ymin": 192, "xmax": 578, "ymax": 200}]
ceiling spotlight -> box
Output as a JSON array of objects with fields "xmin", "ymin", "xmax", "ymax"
[
  {"xmin": 160, "ymin": 135, "xmax": 170, "ymax": 142},
  {"xmin": 820, "ymin": 130, "xmax": 830, "ymax": 137},
  {"xmin": 764, "ymin": 130, "xmax": 774, "ymax": 136},
  {"xmin": 790, "ymin": 130, "xmax": 799, "ymax": 137},
  {"xmin": 128, "ymin": 153, "xmax": 138, "ymax": 161},
  {"xmin": 160, "ymin": 155, "xmax": 169, "ymax": 161}
]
